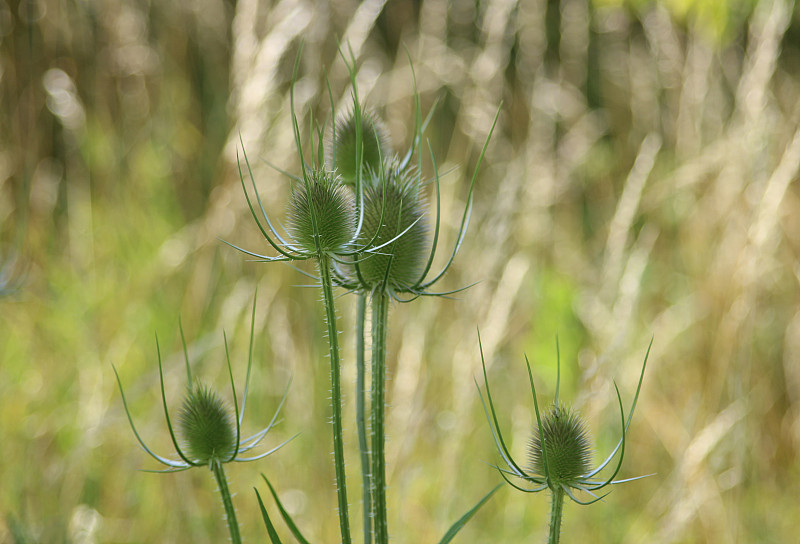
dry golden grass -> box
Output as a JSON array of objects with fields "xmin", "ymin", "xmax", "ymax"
[{"xmin": 1, "ymin": 0, "xmax": 799, "ymax": 542}]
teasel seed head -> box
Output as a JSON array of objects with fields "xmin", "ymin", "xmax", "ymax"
[
  {"xmin": 178, "ymin": 383, "xmax": 237, "ymax": 466},
  {"xmin": 287, "ymin": 169, "xmax": 355, "ymax": 255},
  {"xmin": 529, "ymin": 402, "xmax": 592, "ymax": 489},
  {"xmin": 356, "ymin": 162, "xmax": 428, "ymax": 291},
  {"xmin": 329, "ymin": 107, "xmax": 391, "ymax": 186}
]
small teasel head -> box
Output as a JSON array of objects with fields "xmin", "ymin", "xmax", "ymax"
[
  {"xmin": 287, "ymin": 169, "xmax": 356, "ymax": 255},
  {"xmin": 529, "ymin": 402, "xmax": 592, "ymax": 489},
  {"xmin": 329, "ymin": 106, "xmax": 391, "ymax": 186},
  {"xmin": 178, "ymin": 383, "xmax": 237, "ymax": 466},
  {"xmin": 356, "ymin": 161, "xmax": 428, "ymax": 291},
  {"xmin": 477, "ymin": 333, "xmax": 653, "ymax": 507},
  {"xmin": 113, "ymin": 295, "xmax": 295, "ymax": 473}
]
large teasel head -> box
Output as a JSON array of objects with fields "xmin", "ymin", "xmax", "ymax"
[
  {"xmin": 178, "ymin": 383, "xmax": 237, "ymax": 465},
  {"xmin": 354, "ymin": 161, "xmax": 429, "ymax": 292},
  {"xmin": 329, "ymin": 106, "xmax": 391, "ymax": 186},
  {"xmin": 287, "ymin": 168, "xmax": 356, "ymax": 255},
  {"xmin": 529, "ymin": 402, "xmax": 592, "ymax": 490},
  {"xmin": 478, "ymin": 333, "xmax": 652, "ymax": 505}
]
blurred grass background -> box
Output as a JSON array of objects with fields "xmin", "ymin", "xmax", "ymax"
[{"xmin": 2, "ymin": 0, "xmax": 800, "ymax": 542}]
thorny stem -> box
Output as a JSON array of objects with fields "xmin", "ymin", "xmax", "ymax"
[
  {"xmin": 548, "ymin": 487, "xmax": 565, "ymax": 544},
  {"xmin": 371, "ymin": 291, "xmax": 390, "ymax": 543},
  {"xmin": 211, "ymin": 460, "xmax": 242, "ymax": 544},
  {"xmin": 318, "ymin": 253, "xmax": 352, "ymax": 544},
  {"xmin": 356, "ymin": 293, "xmax": 373, "ymax": 544}
]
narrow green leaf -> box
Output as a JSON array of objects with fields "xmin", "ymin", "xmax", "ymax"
[
  {"xmin": 437, "ymin": 484, "xmax": 502, "ymax": 544},
  {"xmin": 255, "ymin": 488, "xmax": 284, "ymax": 544},
  {"xmin": 262, "ymin": 475, "xmax": 312, "ymax": 544}
]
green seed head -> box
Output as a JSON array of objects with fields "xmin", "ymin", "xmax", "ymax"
[
  {"xmin": 529, "ymin": 402, "xmax": 592, "ymax": 487},
  {"xmin": 356, "ymin": 163, "xmax": 428, "ymax": 291},
  {"xmin": 178, "ymin": 383, "xmax": 237, "ymax": 465},
  {"xmin": 329, "ymin": 107, "xmax": 391, "ymax": 186},
  {"xmin": 287, "ymin": 169, "xmax": 355, "ymax": 254}
]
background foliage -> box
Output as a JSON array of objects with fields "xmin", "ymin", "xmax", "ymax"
[{"xmin": 2, "ymin": 0, "xmax": 800, "ymax": 542}]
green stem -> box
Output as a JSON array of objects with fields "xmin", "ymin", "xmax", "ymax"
[
  {"xmin": 356, "ymin": 293, "xmax": 373, "ymax": 544},
  {"xmin": 211, "ymin": 460, "xmax": 241, "ymax": 544},
  {"xmin": 548, "ymin": 487, "xmax": 564, "ymax": 544},
  {"xmin": 318, "ymin": 254, "xmax": 352, "ymax": 544},
  {"xmin": 371, "ymin": 292, "xmax": 390, "ymax": 543}
]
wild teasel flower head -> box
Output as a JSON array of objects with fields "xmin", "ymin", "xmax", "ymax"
[
  {"xmin": 178, "ymin": 383, "xmax": 237, "ymax": 465},
  {"xmin": 352, "ymin": 161, "xmax": 429, "ymax": 292},
  {"xmin": 329, "ymin": 106, "xmax": 391, "ymax": 186},
  {"xmin": 287, "ymin": 168, "xmax": 355, "ymax": 255},
  {"xmin": 113, "ymin": 297, "xmax": 294, "ymax": 472},
  {"xmin": 329, "ymin": 102, "xmax": 501, "ymax": 300},
  {"xmin": 226, "ymin": 54, "xmax": 393, "ymax": 268},
  {"xmin": 228, "ymin": 48, "xmax": 501, "ymax": 303},
  {"xmin": 477, "ymin": 333, "xmax": 652, "ymax": 505},
  {"xmin": 529, "ymin": 402, "xmax": 592, "ymax": 489}
]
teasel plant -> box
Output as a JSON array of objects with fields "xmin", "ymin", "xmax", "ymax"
[
  {"xmin": 233, "ymin": 44, "xmax": 502, "ymax": 542},
  {"xmin": 477, "ymin": 334, "xmax": 652, "ymax": 544},
  {"xmin": 113, "ymin": 296, "xmax": 293, "ymax": 544},
  {"xmin": 322, "ymin": 52, "xmax": 502, "ymax": 543},
  {"xmin": 226, "ymin": 46, "xmax": 430, "ymax": 544}
]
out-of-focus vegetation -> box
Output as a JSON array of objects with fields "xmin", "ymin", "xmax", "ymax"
[{"xmin": 2, "ymin": 0, "xmax": 799, "ymax": 542}]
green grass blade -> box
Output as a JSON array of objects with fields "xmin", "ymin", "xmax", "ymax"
[
  {"xmin": 262, "ymin": 475, "xmax": 312, "ymax": 544},
  {"xmin": 255, "ymin": 488, "xmax": 284, "ymax": 544},
  {"xmin": 437, "ymin": 484, "xmax": 502, "ymax": 544}
]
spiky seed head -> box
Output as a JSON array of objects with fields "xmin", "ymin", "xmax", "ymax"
[
  {"xmin": 356, "ymin": 162, "xmax": 428, "ymax": 291},
  {"xmin": 529, "ymin": 402, "xmax": 592, "ymax": 487},
  {"xmin": 287, "ymin": 169, "xmax": 355, "ymax": 254},
  {"xmin": 329, "ymin": 107, "xmax": 391, "ymax": 186},
  {"xmin": 178, "ymin": 383, "xmax": 237, "ymax": 465}
]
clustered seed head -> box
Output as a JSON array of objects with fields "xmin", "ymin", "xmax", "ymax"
[
  {"xmin": 287, "ymin": 169, "xmax": 355, "ymax": 254},
  {"xmin": 356, "ymin": 162, "xmax": 428, "ymax": 291},
  {"xmin": 178, "ymin": 384, "xmax": 237, "ymax": 465},
  {"xmin": 529, "ymin": 402, "xmax": 592, "ymax": 487},
  {"xmin": 329, "ymin": 108, "xmax": 391, "ymax": 186}
]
